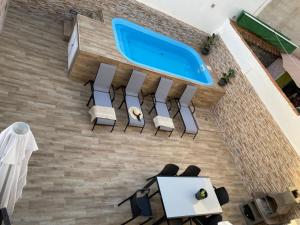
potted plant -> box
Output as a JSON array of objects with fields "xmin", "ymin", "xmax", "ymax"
[
  {"xmin": 218, "ymin": 68, "xmax": 236, "ymax": 87},
  {"xmin": 201, "ymin": 33, "xmax": 217, "ymax": 55},
  {"xmin": 195, "ymin": 188, "xmax": 208, "ymax": 200}
]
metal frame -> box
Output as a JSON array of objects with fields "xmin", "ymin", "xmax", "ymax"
[
  {"xmin": 117, "ymin": 86, "xmax": 146, "ymax": 133},
  {"xmin": 149, "ymin": 94, "xmax": 174, "ymax": 137},
  {"xmin": 85, "ymin": 80, "xmax": 116, "ymax": 132},
  {"xmin": 173, "ymin": 99, "xmax": 199, "ymax": 140},
  {"xmin": 0, "ymin": 208, "xmax": 11, "ymax": 225}
]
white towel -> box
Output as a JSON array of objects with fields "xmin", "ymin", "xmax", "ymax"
[
  {"xmin": 153, "ymin": 116, "xmax": 174, "ymax": 129},
  {"xmin": 218, "ymin": 222, "xmax": 233, "ymax": 225},
  {"xmin": 88, "ymin": 106, "xmax": 116, "ymax": 122}
]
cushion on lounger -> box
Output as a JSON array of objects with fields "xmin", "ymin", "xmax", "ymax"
[
  {"xmin": 155, "ymin": 102, "xmax": 170, "ymax": 118},
  {"xmin": 180, "ymin": 106, "xmax": 198, "ymax": 134},
  {"xmin": 93, "ymin": 91, "xmax": 112, "ymax": 107}
]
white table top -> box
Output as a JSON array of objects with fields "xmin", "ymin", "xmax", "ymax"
[{"xmin": 157, "ymin": 176, "xmax": 223, "ymax": 218}]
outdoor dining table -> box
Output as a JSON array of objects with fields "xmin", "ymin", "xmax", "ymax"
[{"xmin": 156, "ymin": 176, "xmax": 223, "ymax": 220}]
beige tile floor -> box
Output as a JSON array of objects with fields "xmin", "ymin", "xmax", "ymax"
[{"xmin": 0, "ymin": 8, "xmax": 249, "ymax": 225}]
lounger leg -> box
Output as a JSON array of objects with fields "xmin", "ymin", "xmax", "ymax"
[
  {"xmin": 87, "ymin": 94, "xmax": 92, "ymax": 106},
  {"xmin": 119, "ymin": 99, "xmax": 125, "ymax": 109},
  {"xmin": 92, "ymin": 120, "xmax": 97, "ymax": 131},
  {"xmin": 140, "ymin": 125, "xmax": 144, "ymax": 134},
  {"xmin": 149, "ymin": 104, "xmax": 155, "ymax": 114},
  {"xmin": 124, "ymin": 122, "xmax": 129, "ymax": 132},
  {"xmin": 181, "ymin": 129, "xmax": 185, "ymax": 138},
  {"xmin": 111, "ymin": 120, "xmax": 116, "ymax": 132},
  {"xmin": 173, "ymin": 110, "xmax": 179, "ymax": 118},
  {"xmin": 169, "ymin": 129, "xmax": 173, "ymax": 137},
  {"xmin": 154, "ymin": 127, "xmax": 160, "ymax": 136},
  {"xmin": 193, "ymin": 132, "xmax": 198, "ymax": 140}
]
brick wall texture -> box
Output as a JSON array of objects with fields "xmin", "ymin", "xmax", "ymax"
[
  {"xmin": 209, "ymin": 40, "xmax": 300, "ymax": 221},
  {"xmin": 9, "ymin": 0, "xmax": 300, "ymax": 222}
]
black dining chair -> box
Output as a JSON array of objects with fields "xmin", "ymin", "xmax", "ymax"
[
  {"xmin": 192, "ymin": 214, "xmax": 223, "ymax": 225},
  {"xmin": 215, "ymin": 187, "xmax": 229, "ymax": 206},
  {"xmin": 153, "ymin": 215, "xmax": 187, "ymax": 225},
  {"xmin": 179, "ymin": 165, "xmax": 201, "ymax": 177},
  {"xmin": 0, "ymin": 208, "xmax": 11, "ymax": 225},
  {"xmin": 118, "ymin": 189, "xmax": 153, "ymax": 225},
  {"xmin": 144, "ymin": 164, "xmax": 179, "ymax": 189},
  {"xmin": 146, "ymin": 164, "xmax": 179, "ymax": 181}
]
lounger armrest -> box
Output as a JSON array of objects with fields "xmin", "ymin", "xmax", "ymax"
[
  {"xmin": 174, "ymin": 98, "xmax": 181, "ymax": 109},
  {"xmin": 191, "ymin": 101, "xmax": 196, "ymax": 114},
  {"xmin": 139, "ymin": 89, "xmax": 145, "ymax": 105},
  {"xmin": 109, "ymin": 84, "xmax": 115, "ymax": 102},
  {"xmin": 189, "ymin": 106, "xmax": 200, "ymax": 131},
  {"xmin": 166, "ymin": 97, "xmax": 172, "ymax": 111}
]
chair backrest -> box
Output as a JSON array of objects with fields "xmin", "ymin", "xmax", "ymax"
[
  {"xmin": 205, "ymin": 214, "xmax": 223, "ymax": 225},
  {"xmin": 193, "ymin": 214, "xmax": 222, "ymax": 225},
  {"xmin": 93, "ymin": 63, "xmax": 117, "ymax": 92},
  {"xmin": 131, "ymin": 189, "xmax": 152, "ymax": 217},
  {"xmin": 155, "ymin": 78, "xmax": 173, "ymax": 103},
  {"xmin": 158, "ymin": 164, "xmax": 179, "ymax": 176},
  {"xmin": 215, "ymin": 187, "xmax": 229, "ymax": 206},
  {"xmin": 179, "ymin": 165, "xmax": 201, "ymax": 177},
  {"xmin": 179, "ymin": 85, "xmax": 197, "ymax": 107},
  {"xmin": 126, "ymin": 70, "xmax": 147, "ymax": 97}
]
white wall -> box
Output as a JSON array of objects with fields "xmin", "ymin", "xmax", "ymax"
[
  {"xmin": 136, "ymin": 0, "xmax": 271, "ymax": 34},
  {"xmin": 219, "ymin": 20, "xmax": 300, "ymax": 156}
]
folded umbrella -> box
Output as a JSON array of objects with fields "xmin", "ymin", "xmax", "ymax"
[{"xmin": 0, "ymin": 122, "xmax": 38, "ymax": 214}]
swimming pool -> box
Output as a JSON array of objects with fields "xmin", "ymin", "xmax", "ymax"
[{"xmin": 112, "ymin": 18, "xmax": 213, "ymax": 86}]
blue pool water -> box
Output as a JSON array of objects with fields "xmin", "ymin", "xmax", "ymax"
[{"xmin": 112, "ymin": 18, "xmax": 213, "ymax": 86}]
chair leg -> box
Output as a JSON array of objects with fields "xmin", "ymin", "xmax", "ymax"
[
  {"xmin": 152, "ymin": 216, "xmax": 166, "ymax": 225},
  {"xmin": 92, "ymin": 120, "xmax": 97, "ymax": 131},
  {"xmin": 182, "ymin": 218, "xmax": 192, "ymax": 225},
  {"xmin": 87, "ymin": 94, "xmax": 92, "ymax": 106},
  {"xmin": 155, "ymin": 127, "xmax": 159, "ymax": 136},
  {"xmin": 146, "ymin": 175, "xmax": 155, "ymax": 181},
  {"xmin": 140, "ymin": 217, "xmax": 152, "ymax": 225},
  {"xmin": 118, "ymin": 197, "xmax": 131, "ymax": 207},
  {"xmin": 120, "ymin": 216, "xmax": 137, "ymax": 225},
  {"xmin": 149, "ymin": 190, "xmax": 159, "ymax": 199}
]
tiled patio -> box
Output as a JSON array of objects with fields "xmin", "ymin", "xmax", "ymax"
[{"xmin": 0, "ymin": 7, "xmax": 251, "ymax": 225}]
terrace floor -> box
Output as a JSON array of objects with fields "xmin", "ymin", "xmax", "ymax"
[{"xmin": 0, "ymin": 8, "xmax": 249, "ymax": 225}]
